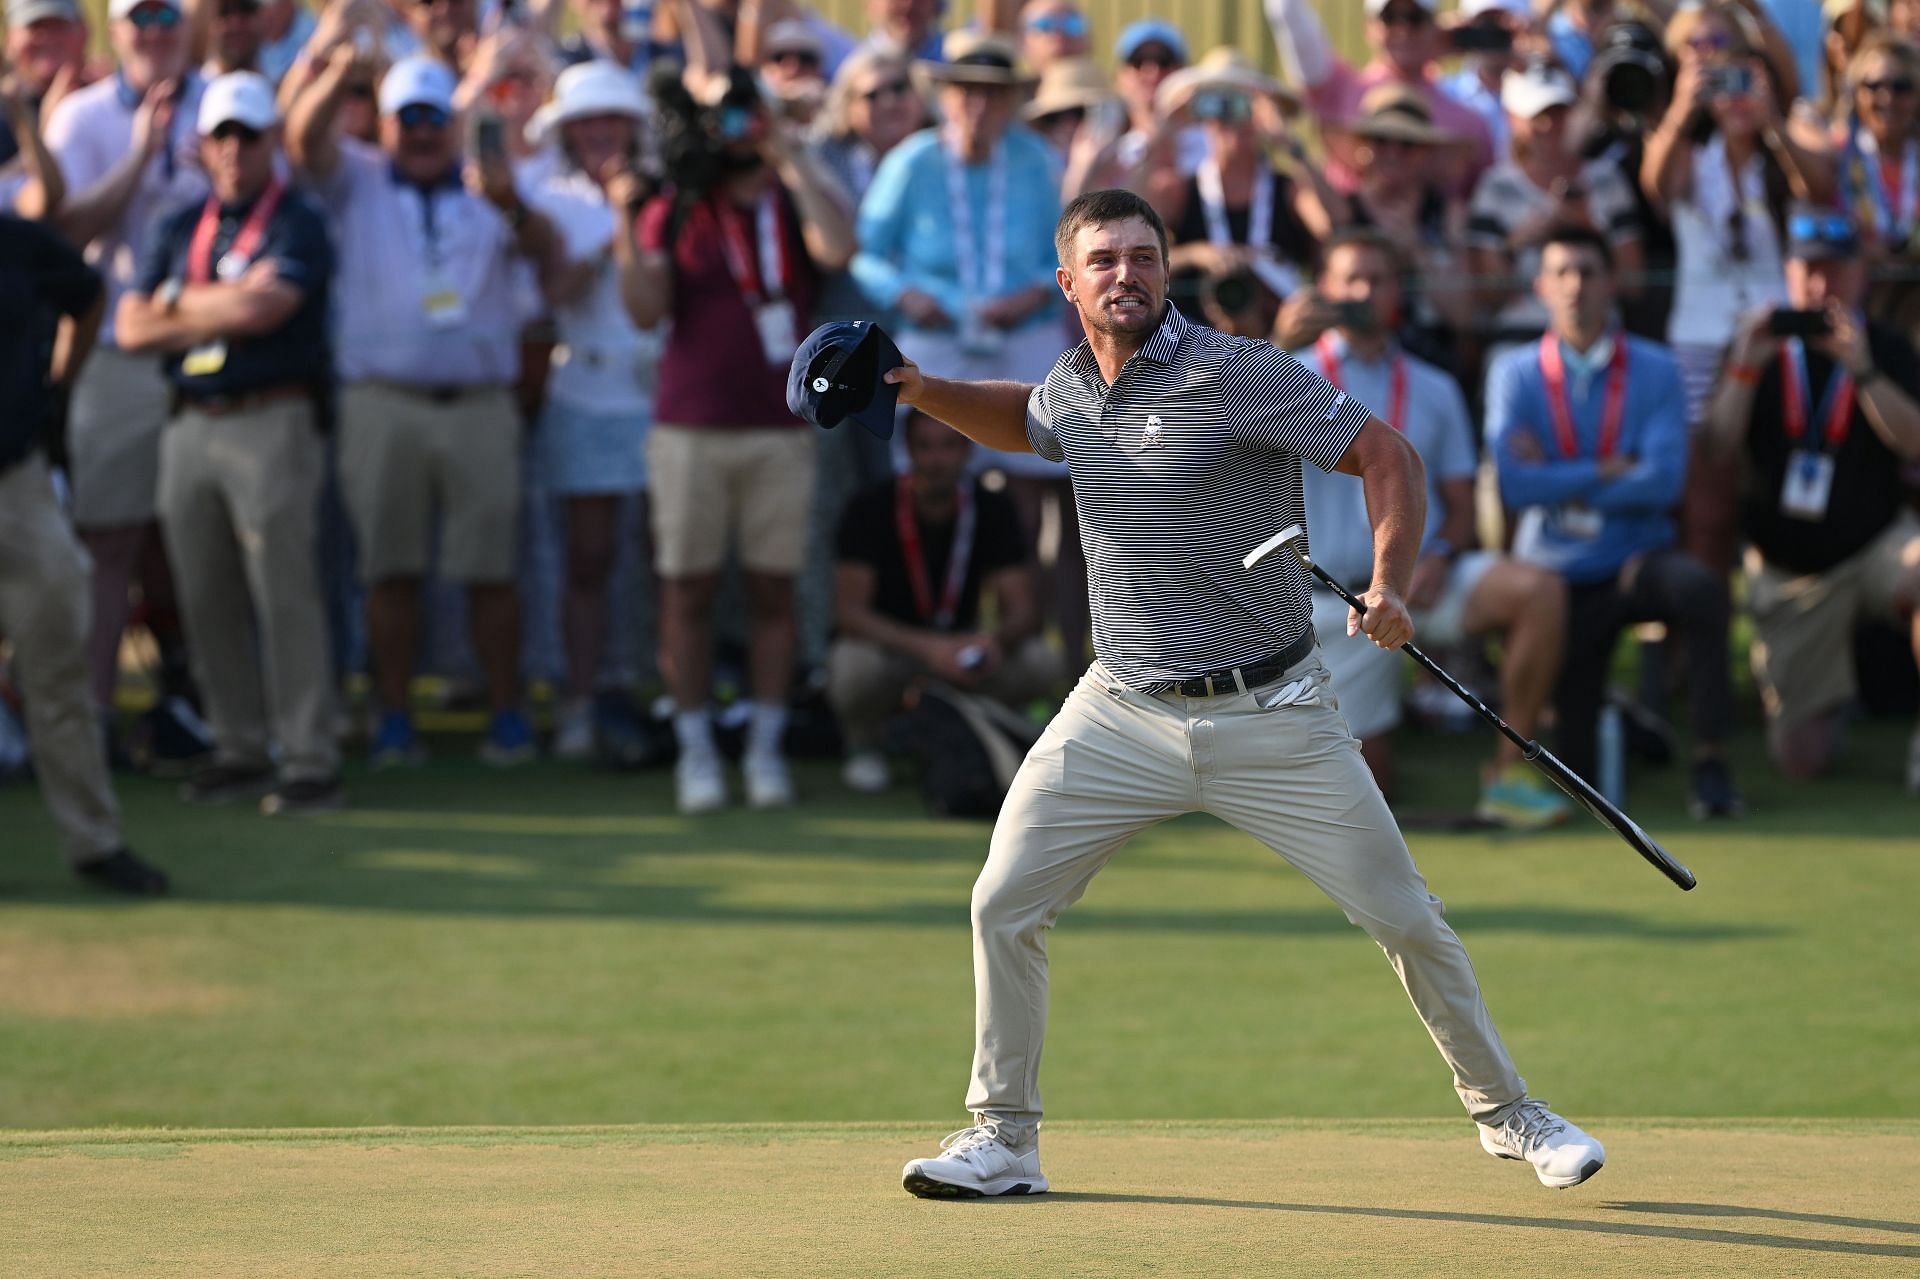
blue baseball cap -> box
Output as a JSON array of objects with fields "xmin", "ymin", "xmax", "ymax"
[
  {"xmin": 787, "ymin": 321, "xmax": 905, "ymax": 440},
  {"xmin": 1116, "ymin": 19, "xmax": 1188, "ymax": 65}
]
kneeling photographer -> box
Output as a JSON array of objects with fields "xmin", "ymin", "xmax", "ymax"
[{"xmin": 617, "ymin": 59, "xmax": 855, "ymax": 815}]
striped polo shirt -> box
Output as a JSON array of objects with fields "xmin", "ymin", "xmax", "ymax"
[{"xmin": 1025, "ymin": 305, "xmax": 1374, "ymax": 691}]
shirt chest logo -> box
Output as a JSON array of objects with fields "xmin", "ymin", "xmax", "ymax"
[{"xmin": 1143, "ymin": 415, "xmax": 1164, "ymax": 447}]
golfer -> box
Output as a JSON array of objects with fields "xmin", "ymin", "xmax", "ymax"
[{"xmin": 888, "ymin": 189, "xmax": 1605, "ymax": 1198}]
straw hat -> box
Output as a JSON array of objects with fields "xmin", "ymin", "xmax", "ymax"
[
  {"xmin": 1021, "ymin": 57, "xmax": 1117, "ymax": 121},
  {"xmin": 915, "ymin": 29, "xmax": 1038, "ymax": 90},
  {"xmin": 1332, "ymin": 82, "xmax": 1461, "ymax": 145},
  {"xmin": 1155, "ymin": 47, "xmax": 1301, "ymax": 115},
  {"xmin": 525, "ymin": 61, "xmax": 648, "ymax": 148}
]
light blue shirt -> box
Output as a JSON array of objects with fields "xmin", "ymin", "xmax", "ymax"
[
  {"xmin": 1440, "ymin": 68, "xmax": 1510, "ymax": 166},
  {"xmin": 852, "ymin": 126, "xmax": 1063, "ymax": 332},
  {"xmin": 1547, "ymin": 10, "xmax": 1594, "ymax": 81},
  {"xmin": 1296, "ymin": 336, "xmax": 1478, "ymax": 585},
  {"xmin": 259, "ymin": 5, "xmax": 318, "ymax": 86},
  {"xmin": 1487, "ymin": 334, "xmax": 1689, "ymax": 585},
  {"xmin": 1760, "ymin": 0, "xmax": 1825, "ymax": 102}
]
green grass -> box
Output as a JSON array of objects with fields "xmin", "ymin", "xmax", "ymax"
[{"xmin": 1, "ymin": 720, "xmax": 1917, "ymax": 1131}]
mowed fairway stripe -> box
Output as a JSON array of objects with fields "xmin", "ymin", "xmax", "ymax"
[{"xmin": 2, "ymin": 1121, "xmax": 1916, "ymax": 1278}]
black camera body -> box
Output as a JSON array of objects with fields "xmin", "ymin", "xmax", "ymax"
[{"xmin": 1593, "ymin": 22, "xmax": 1667, "ymax": 116}]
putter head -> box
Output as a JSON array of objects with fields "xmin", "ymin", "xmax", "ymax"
[{"xmin": 1242, "ymin": 524, "xmax": 1311, "ymax": 573}]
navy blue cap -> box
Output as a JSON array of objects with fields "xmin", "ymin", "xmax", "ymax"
[{"xmin": 787, "ymin": 321, "xmax": 904, "ymax": 440}]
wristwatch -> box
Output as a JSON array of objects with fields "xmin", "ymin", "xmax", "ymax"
[{"xmin": 158, "ymin": 278, "xmax": 183, "ymax": 314}]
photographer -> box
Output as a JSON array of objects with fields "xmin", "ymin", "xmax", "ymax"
[
  {"xmin": 1571, "ymin": 21, "xmax": 1675, "ymax": 338},
  {"xmin": 1705, "ymin": 209, "xmax": 1920, "ymax": 788},
  {"xmin": 619, "ymin": 61, "xmax": 853, "ymax": 814},
  {"xmin": 828, "ymin": 409, "xmax": 1052, "ymax": 796}
]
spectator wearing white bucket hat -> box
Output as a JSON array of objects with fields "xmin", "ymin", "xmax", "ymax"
[
  {"xmin": 116, "ymin": 70, "xmax": 341, "ymax": 815},
  {"xmin": 286, "ymin": 52, "xmax": 565, "ymax": 768},
  {"xmin": 521, "ymin": 59, "xmax": 665, "ymax": 761}
]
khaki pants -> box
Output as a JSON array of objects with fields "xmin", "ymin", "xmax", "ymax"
[
  {"xmin": 967, "ymin": 652, "xmax": 1528, "ymax": 1147},
  {"xmin": 646, "ymin": 426, "xmax": 816, "ymax": 577},
  {"xmin": 157, "ymin": 400, "xmax": 338, "ymax": 780},
  {"xmin": 0, "ymin": 457, "xmax": 123, "ymax": 864},
  {"xmin": 826, "ymin": 635, "xmax": 1059, "ymax": 753}
]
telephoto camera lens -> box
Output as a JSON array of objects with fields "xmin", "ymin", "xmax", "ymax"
[{"xmin": 1207, "ymin": 270, "xmax": 1257, "ymax": 315}]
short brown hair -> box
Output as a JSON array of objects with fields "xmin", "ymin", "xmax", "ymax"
[
  {"xmin": 1055, "ymin": 188, "xmax": 1169, "ymax": 269},
  {"xmin": 1315, "ymin": 227, "xmax": 1407, "ymax": 282}
]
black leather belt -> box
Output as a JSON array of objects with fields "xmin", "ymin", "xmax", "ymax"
[{"xmin": 1166, "ymin": 627, "xmax": 1315, "ymax": 697}]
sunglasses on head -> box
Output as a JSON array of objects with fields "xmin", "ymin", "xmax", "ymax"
[
  {"xmin": 210, "ymin": 121, "xmax": 263, "ymax": 143},
  {"xmin": 126, "ymin": 5, "xmax": 183, "ymax": 29},
  {"xmin": 860, "ymin": 78, "xmax": 912, "ymax": 103},
  {"xmin": 1190, "ymin": 89, "xmax": 1252, "ymax": 123},
  {"xmin": 1860, "ymin": 76, "xmax": 1918, "ymax": 96},
  {"xmin": 1025, "ymin": 12, "xmax": 1087, "ymax": 37},
  {"xmin": 396, "ymin": 103, "xmax": 450, "ymax": 128},
  {"xmin": 1376, "ymin": 5, "xmax": 1431, "ymax": 28}
]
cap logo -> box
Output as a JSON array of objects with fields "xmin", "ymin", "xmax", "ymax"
[{"xmin": 812, "ymin": 376, "xmax": 830, "ymax": 393}]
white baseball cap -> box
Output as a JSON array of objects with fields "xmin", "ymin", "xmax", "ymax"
[
  {"xmin": 1501, "ymin": 63, "xmax": 1579, "ymax": 117},
  {"xmin": 108, "ymin": 0, "xmax": 180, "ymax": 19},
  {"xmin": 378, "ymin": 56, "xmax": 458, "ymax": 118},
  {"xmin": 1460, "ymin": 0, "xmax": 1531, "ymax": 18},
  {"xmin": 197, "ymin": 70, "xmax": 277, "ymax": 134}
]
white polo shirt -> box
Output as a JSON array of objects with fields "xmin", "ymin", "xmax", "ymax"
[
  {"xmin": 312, "ymin": 137, "xmax": 533, "ymax": 387},
  {"xmin": 45, "ymin": 72, "xmax": 209, "ymax": 349}
]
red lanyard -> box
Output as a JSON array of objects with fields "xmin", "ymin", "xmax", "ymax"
[
  {"xmin": 716, "ymin": 190, "xmax": 788, "ymax": 304},
  {"xmin": 186, "ymin": 179, "xmax": 285, "ymax": 285},
  {"xmin": 1538, "ymin": 332, "xmax": 1628, "ymax": 459},
  {"xmin": 894, "ymin": 477, "xmax": 976, "ymax": 630},
  {"xmin": 1316, "ymin": 334, "xmax": 1405, "ymax": 431},
  {"xmin": 1779, "ymin": 338, "xmax": 1854, "ymax": 447}
]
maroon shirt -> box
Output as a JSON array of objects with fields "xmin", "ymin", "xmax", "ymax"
[{"xmin": 637, "ymin": 182, "xmax": 818, "ymax": 428}]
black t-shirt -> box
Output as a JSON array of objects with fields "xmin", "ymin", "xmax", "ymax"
[
  {"xmin": 0, "ymin": 215, "xmax": 100, "ymax": 473},
  {"xmin": 1740, "ymin": 323, "xmax": 1917, "ymax": 575},
  {"xmin": 835, "ymin": 478, "xmax": 1028, "ymax": 632},
  {"xmin": 1170, "ymin": 170, "xmax": 1318, "ymax": 268},
  {"xmin": 134, "ymin": 184, "xmax": 335, "ymax": 399}
]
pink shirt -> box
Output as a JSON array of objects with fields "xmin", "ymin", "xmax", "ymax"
[{"xmin": 1310, "ymin": 61, "xmax": 1495, "ymax": 197}]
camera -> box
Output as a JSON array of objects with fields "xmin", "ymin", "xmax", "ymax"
[
  {"xmin": 649, "ymin": 62, "xmax": 766, "ymax": 198},
  {"xmin": 1767, "ymin": 309, "xmax": 1830, "ymax": 338},
  {"xmin": 1706, "ymin": 64, "xmax": 1754, "ymax": 99},
  {"xmin": 1592, "ymin": 22, "xmax": 1665, "ymax": 115},
  {"xmin": 1206, "ymin": 270, "xmax": 1259, "ymax": 316},
  {"xmin": 1448, "ymin": 24, "xmax": 1514, "ymax": 55}
]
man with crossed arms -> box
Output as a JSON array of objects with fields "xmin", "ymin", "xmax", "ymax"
[{"xmin": 882, "ymin": 188, "xmax": 1605, "ymax": 1200}]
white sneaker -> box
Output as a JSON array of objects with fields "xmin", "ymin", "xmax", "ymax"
[
  {"xmin": 842, "ymin": 751, "xmax": 891, "ymax": 794},
  {"xmin": 553, "ymin": 700, "xmax": 595, "ymax": 762},
  {"xmin": 902, "ymin": 1126, "xmax": 1048, "ymax": 1199},
  {"xmin": 743, "ymin": 752, "xmax": 795, "ymax": 809},
  {"xmin": 1478, "ymin": 1100, "xmax": 1606, "ymax": 1188},
  {"xmin": 675, "ymin": 751, "xmax": 726, "ymax": 815}
]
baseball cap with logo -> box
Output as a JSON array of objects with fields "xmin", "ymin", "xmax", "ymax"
[
  {"xmin": 787, "ymin": 321, "xmax": 905, "ymax": 440},
  {"xmin": 378, "ymin": 56, "xmax": 458, "ymax": 118},
  {"xmin": 197, "ymin": 71, "xmax": 277, "ymax": 134},
  {"xmin": 108, "ymin": 0, "xmax": 180, "ymax": 19}
]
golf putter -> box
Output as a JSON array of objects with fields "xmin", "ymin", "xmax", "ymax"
[{"xmin": 1244, "ymin": 525, "xmax": 1697, "ymax": 891}]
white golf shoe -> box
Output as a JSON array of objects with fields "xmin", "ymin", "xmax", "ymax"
[
  {"xmin": 902, "ymin": 1126, "xmax": 1048, "ymax": 1199},
  {"xmin": 675, "ymin": 751, "xmax": 727, "ymax": 815},
  {"xmin": 1479, "ymin": 1100, "xmax": 1606, "ymax": 1188}
]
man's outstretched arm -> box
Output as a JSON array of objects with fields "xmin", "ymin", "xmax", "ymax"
[{"xmin": 884, "ymin": 359, "xmax": 1036, "ymax": 454}]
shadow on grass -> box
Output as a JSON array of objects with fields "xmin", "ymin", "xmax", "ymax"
[
  {"xmin": 1039, "ymin": 1193, "xmax": 1920, "ymax": 1259},
  {"xmin": 1602, "ymin": 1200, "xmax": 1920, "ymax": 1236}
]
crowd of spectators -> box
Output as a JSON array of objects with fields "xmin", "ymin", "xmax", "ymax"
[{"xmin": 3, "ymin": 0, "xmax": 1919, "ymax": 895}]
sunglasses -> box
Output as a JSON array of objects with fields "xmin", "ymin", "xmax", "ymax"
[
  {"xmin": 1126, "ymin": 51, "xmax": 1180, "ymax": 71},
  {"xmin": 770, "ymin": 49, "xmax": 821, "ymax": 70},
  {"xmin": 396, "ymin": 103, "xmax": 449, "ymax": 128},
  {"xmin": 1376, "ymin": 6, "xmax": 1432, "ymax": 28},
  {"xmin": 1727, "ymin": 207, "xmax": 1750, "ymax": 264},
  {"xmin": 346, "ymin": 82, "xmax": 376, "ymax": 99},
  {"xmin": 1685, "ymin": 31, "xmax": 1732, "ymax": 51},
  {"xmin": 1860, "ymin": 77, "xmax": 1918, "ymax": 96},
  {"xmin": 216, "ymin": 0, "xmax": 259, "ymax": 15},
  {"xmin": 1788, "ymin": 211, "xmax": 1856, "ymax": 244},
  {"xmin": 860, "ymin": 78, "xmax": 912, "ymax": 103},
  {"xmin": 1190, "ymin": 89, "xmax": 1253, "ymax": 123},
  {"xmin": 1025, "ymin": 12, "xmax": 1087, "ymax": 37},
  {"xmin": 209, "ymin": 121, "xmax": 263, "ymax": 143},
  {"xmin": 125, "ymin": 5, "xmax": 183, "ymax": 29},
  {"xmin": 1036, "ymin": 106, "xmax": 1086, "ymax": 129}
]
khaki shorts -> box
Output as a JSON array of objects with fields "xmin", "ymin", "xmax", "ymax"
[
  {"xmin": 67, "ymin": 345, "xmax": 171, "ymax": 527},
  {"xmin": 646, "ymin": 424, "xmax": 815, "ymax": 577},
  {"xmin": 337, "ymin": 382, "xmax": 521, "ymax": 583},
  {"xmin": 1747, "ymin": 510, "xmax": 1920, "ymax": 728}
]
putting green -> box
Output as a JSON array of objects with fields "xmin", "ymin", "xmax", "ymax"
[{"xmin": 4, "ymin": 1121, "xmax": 1916, "ymax": 1277}]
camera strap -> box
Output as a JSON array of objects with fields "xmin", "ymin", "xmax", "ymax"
[
  {"xmin": 895, "ymin": 475, "xmax": 976, "ymax": 629},
  {"xmin": 1315, "ymin": 333, "xmax": 1405, "ymax": 432},
  {"xmin": 944, "ymin": 136, "xmax": 1007, "ymax": 300},
  {"xmin": 1780, "ymin": 338, "xmax": 1854, "ymax": 448},
  {"xmin": 1196, "ymin": 157, "xmax": 1272, "ymax": 252}
]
